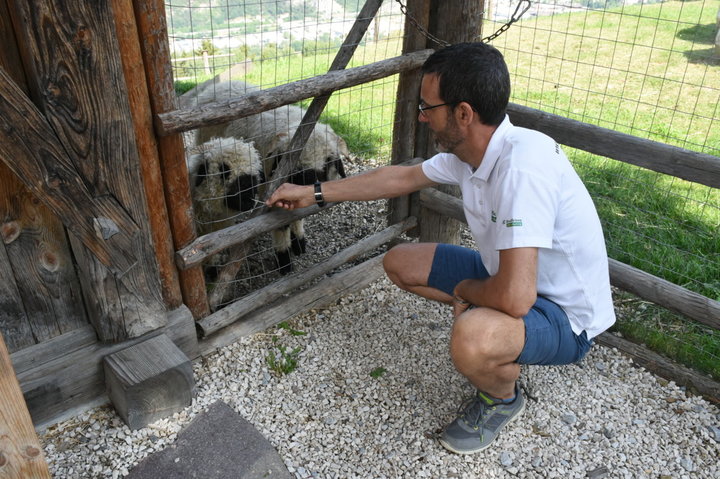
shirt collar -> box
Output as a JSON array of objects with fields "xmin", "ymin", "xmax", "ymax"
[{"xmin": 473, "ymin": 115, "xmax": 512, "ymax": 181}]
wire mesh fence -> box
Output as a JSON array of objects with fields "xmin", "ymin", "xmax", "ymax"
[
  {"xmin": 165, "ymin": 0, "xmax": 719, "ymax": 379},
  {"xmin": 166, "ymin": 0, "xmax": 406, "ymax": 308}
]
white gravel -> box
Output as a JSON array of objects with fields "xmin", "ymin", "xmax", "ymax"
[{"xmin": 41, "ymin": 275, "xmax": 720, "ymax": 478}]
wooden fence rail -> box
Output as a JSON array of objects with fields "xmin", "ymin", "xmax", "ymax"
[
  {"xmin": 507, "ymin": 103, "xmax": 720, "ymax": 189},
  {"xmin": 155, "ymin": 49, "xmax": 433, "ymax": 136}
]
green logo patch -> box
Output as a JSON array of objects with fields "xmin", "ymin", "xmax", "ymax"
[{"xmin": 503, "ymin": 218, "xmax": 523, "ymax": 227}]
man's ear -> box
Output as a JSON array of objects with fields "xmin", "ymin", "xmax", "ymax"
[{"xmin": 456, "ymin": 101, "xmax": 475, "ymax": 126}]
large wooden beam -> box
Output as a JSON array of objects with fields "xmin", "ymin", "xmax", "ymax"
[
  {"xmin": 132, "ymin": 0, "xmax": 210, "ymax": 319},
  {"xmin": 155, "ymin": 49, "xmax": 434, "ymax": 136},
  {"xmin": 507, "ymin": 103, "xmax": 720, "ymax": 189},
  {"xmin": 111, "ymin": 0, "xmax": 183, "ymax": 309},
  {"xmin": 0, "ymin": 334, "xmax": 51, "ymax": 478},
  {"xmin": 389, "ymin": 0, "xmax": 430, "ymax": 228}
]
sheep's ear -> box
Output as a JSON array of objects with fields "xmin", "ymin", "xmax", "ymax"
[
  {"xmin": 195, "ymin": 162, "xmax": 209, "ymax": 187},
  {"xmin": 290, "ymin": 168, "xmax": 318, "ymax": 185},
  {"xmin": 325, "ymin": 156, "xmax": 347, "ymax": 180},
  {"xmin": 218, "ymin": 162, "xmax": 232, "ymax": 180}
]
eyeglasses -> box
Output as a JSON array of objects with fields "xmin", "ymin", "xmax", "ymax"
[{"xmin": 418, "ymin": 101, "xmax": 454, "ymax": 117}]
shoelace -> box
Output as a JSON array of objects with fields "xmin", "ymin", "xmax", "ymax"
[{"xmin": 457, "ymin": 394, "xmax": 495, "ymax": 429}]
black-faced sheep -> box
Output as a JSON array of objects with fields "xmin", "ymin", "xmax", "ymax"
[
  {"xmin": 186, "ymin": 136, "xmax": 264, "ymax": 237},
  {"xmin": 186, "ymin": 79, "xmax": 349, "ymax": 274}
]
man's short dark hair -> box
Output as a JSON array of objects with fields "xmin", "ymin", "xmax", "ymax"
[{"xmin": 421, "ymin": 42, "xmax": 511, "ymax": 126}]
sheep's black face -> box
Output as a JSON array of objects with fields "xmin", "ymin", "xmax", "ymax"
[{"xmin": 225, "ymin": 173, "xmax": 261, "ymax": 212}]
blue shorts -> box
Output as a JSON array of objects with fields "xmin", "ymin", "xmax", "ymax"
[{"xmin": 428, "ymin": 244, "xmax": 592, "ymax": 366}]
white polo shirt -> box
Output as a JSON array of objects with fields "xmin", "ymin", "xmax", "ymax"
[{"xmin": 421, "ymin": 116, "xmax": 615, "ymax": 339}]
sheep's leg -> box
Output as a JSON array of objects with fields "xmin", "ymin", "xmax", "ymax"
[
  {"xmin": 290, "ymin": 219, "xmax": 306, "ymax": 255},
  {"xmin": 272, "ymin": 227, "xmax": 293, "ymax": 274},
  {"xmin": 207, "ymin": 242, "xmax": 252, "ymax": 310}
]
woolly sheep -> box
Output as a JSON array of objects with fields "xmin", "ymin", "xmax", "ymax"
[
  {"xmin": 186, "ymin": 79, "xmax": 349, "ymax": 274},
  {"xmin": 186, "ymin": 137, "xmax": 264, "ymax": 237}
]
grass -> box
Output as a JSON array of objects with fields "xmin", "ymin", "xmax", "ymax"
[{"xmin": 175, "ymin": 1, "xmax": 719, "ymax": 378}]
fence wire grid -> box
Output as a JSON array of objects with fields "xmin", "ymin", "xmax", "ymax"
[{"xmin": 165, "ymin": 0, "xmax": 719, "ymax": 380}]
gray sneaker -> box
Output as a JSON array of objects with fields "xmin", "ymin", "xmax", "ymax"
[{"xmin": 439, "ymin": 384, "xmax": 525, "ymax": 454}]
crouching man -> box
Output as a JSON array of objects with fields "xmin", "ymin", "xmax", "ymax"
[{"xmin": 266, "ymin": 42, "xmax": 616, "ymax": 454}]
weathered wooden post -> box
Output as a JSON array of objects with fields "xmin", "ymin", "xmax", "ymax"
[
  {"xmin": 390, "ymin": 0, "xmax": 485, "ymax": 244},
  {"xmin": 0, "ymin": 334, "xmax": 51, "ymax": 479}
]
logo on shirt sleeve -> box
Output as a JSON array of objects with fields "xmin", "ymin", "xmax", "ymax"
[{"xmin": 503, "ymin": 218, "xmax": 523, "ymax": 227}]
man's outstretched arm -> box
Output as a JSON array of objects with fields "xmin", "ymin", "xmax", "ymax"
[{"xmin": 266, "ymin": 163, "xmax": 436, "ymax": 210}]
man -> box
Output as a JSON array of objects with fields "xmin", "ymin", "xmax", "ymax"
[{"xmin": 266, "ymin": 42, "xmax": 616, "ymax": 454}]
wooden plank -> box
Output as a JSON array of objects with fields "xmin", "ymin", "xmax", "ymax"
[
  {"xmin": 2, "ymin": 187, "xmax": 87, "ymax": 346},
  {"xmin": 16, "ymin": 306, "xmax": 197, "ymax": 428},
  {"xmin": 111, "ymin": 0, "xmax": 183, "ymax": 309},
  {"xmin": 177, "ymin": 202, "xmax": 338, "ymax": 270},
  {"xmin": 200, "ymin": 254, "xmax": 387, "ymax": 355},
  {"xmin": 104, "ymin": 334, "xmax": 193, "ymax": 429},
  {"xmin": 10, "ymin": 326, "xmax": 97, "ymax": 376},
  {"xmin": 596, "ymin": 332, "xmax": 720, "ymax": 402},
  {"xmin": 132, "ymin": 0, "xmax": 210, "ymax": 319},
  {"xmin": 199, "ymin": 216, "xmax": 417, "ymax": 336},
  {"xmin": 0, "ymin": 67, "xmax": 140, "ymax": 277},
  {"xmin": 0, "ymin": 333, "xmax": 51, "ymax": 478},
  {"xmin": 0, "ymin": 3, "xmax": 88, "ymax": 351},
  {"xmin": 418, "ymin": 187, "xmax": 720, "ymax": 330},
  {"xmin": 0, "ymin": 240, "xmax": 33, "ymax": 354},
  {"xmin": 156, "ymin": 50, "xmax": 434, "ymax": 136},
  {"xmin": 507, "ymin": 103, "xmax": 720, "ymax": 189},
  {"xmin": 609, "ymin": 259, "xmax": 720, "ymax": 330}
]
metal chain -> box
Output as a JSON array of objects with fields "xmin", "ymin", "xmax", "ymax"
[{"xmin": 394, "ymin": 0, "xmax": 532, "ymax": 46}]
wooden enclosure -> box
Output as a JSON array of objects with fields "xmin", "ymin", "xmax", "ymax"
[{"xmin": 1, "ymin": 4, "xmax": 719, "ymax": 473}]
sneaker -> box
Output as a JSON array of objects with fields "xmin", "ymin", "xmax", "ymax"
[{"xmin": 439, "ymin": 384, "xmax": 525, "ymax": 454}]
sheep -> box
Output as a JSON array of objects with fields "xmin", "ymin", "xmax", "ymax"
[
  {"xmin": 186, "ymin": 79, "xmax": 349, "ymax": 274},
  {"xmin": 186, "ymin": 136, "xmax": 264, "ymax": 237}
]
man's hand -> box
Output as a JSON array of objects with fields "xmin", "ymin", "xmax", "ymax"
[
  {"xmin": 452, "ymin": 295, "xmax": 471, "ymax": 318},
  {"xmin": 266, "ymin": 183, "xmax": 314, "ymax": 210}
]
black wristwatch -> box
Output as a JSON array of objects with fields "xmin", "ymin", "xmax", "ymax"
[{"xmin": 314, "ymin": 181, "xmax": 325, "ymax": 207}]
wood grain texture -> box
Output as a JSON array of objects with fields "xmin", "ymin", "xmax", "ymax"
[
  {"xmin": 15, "ymin": 306, "xmax": 197, "ymax": 428},
  {"xmin": 104, "ymin": 334, "xmax": 193, "ymax": 430},
  {"xmin": 0, "ymin": 334, "xmax": 51, "ymax": 478},
  {"xmin": 6, "ymin": 0, "xmax": 168, "ymax": 341},
  {"xmin": 132, "ymin": 0, "xmax": 210, "ymax": 319},
  {"xmin": 388, "ymin": 0, "xmax": 430, "ymax": 228},
  {"xmin": 111, "ymin": 0, "xmax": 183, "ymax": 309}
]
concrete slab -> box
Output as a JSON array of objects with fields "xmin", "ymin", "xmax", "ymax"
[{"xmin": 127, "ymin": 401, "xmax": 292, "ymax": 479}]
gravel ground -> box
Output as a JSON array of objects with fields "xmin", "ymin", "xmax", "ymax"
[
  {"xmin": 41, "ymin": 274, "xmax": 720, "ymax": 478},
  {"xmin": 40, "ymin": 157, "xmax": 720, "ymax": 478}
]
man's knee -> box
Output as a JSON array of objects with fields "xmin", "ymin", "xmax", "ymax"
[
  {"xmin": 450, "ymin": 309, "xmax": 524, "ymax": 371},
  {"xmin": 383, "ymin": 243, "xmax": 434, "ymax": 289}
]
